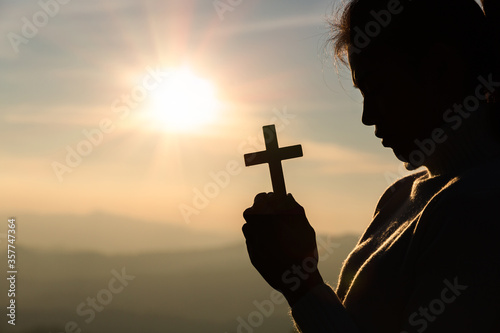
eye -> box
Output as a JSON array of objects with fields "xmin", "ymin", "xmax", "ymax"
[
  {"xmin": 359, "ymin": 85, "xmax": 374, "ymax": 98},
  {"xmin": 363, "ymin": 81, "xmax": 384, "ymax": 97},
  {"xmin": 353, "ymin": 84, "xmax": 365, "ymax": 97},
  {"xmin": 359, "ymin": 88, "xmax": 366, "ymax": 98},
  {"xmin": 355, "ymin": 80, "xmax": 374, "ymax": 97}
]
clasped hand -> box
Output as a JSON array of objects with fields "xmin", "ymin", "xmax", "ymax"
[{"xmin": 242, "ymin": 192, "xmax": 324, "ymax": 306}]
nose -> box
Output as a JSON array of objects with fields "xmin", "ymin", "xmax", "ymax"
[{"xmin": 361, "ymin": 96, "xmax": 378, "ymax": 126}]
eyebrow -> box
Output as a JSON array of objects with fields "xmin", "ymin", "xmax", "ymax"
[{"xmin": 352, "ymin": 70, "xmax": 370, "ymax": 90}]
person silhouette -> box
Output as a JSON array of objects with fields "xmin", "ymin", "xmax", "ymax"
[{"xmin": 242, "ymin": 0, "xmax": 500, "ymax": 332}]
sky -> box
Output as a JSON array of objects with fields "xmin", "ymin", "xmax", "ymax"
[{"xmin": 0, "ymin": 0, "xmax": 408, "ymax": 246}]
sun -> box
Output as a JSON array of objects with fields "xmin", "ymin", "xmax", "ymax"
[{"xmin": 148, "ymin": 67, "xmax": 219, "ymax": 133}]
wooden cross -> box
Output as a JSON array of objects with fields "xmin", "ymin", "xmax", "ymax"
[{"xmin": 244, "ymin": 124, "xmax": 303, "ymax": 197}]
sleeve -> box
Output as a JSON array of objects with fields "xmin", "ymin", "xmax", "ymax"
[{"xmin": 291, "ymin": 283, "xmax": 360, "ymax": 333}]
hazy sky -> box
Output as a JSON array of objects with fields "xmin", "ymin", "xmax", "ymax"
[{"xmin": 1, "ymin": 0, "xmax": 407, "ymax": 242}]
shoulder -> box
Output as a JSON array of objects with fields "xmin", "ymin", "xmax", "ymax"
[
  {"xmin": 372, "ymin": 170, "xmax": 427, "ymax": 217},
  {"xmin": 356, "ymin": 170, "xmax": 427, "ymax": 242},
  {"xmin": 428, "ymin": 158, "xmax": 500, "ymax": 213},
  {"xmin": 414, "ymin": 158, "xmax": 500, "ymax": 258}
]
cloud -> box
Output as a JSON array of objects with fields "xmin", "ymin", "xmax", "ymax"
[
  {"xmin": 302, "ymin": 140, "xmax": 397, "ymax": 175},
  {"xmin": 215, "ymin": 14, "xmax": 326, "ymax": 37}
]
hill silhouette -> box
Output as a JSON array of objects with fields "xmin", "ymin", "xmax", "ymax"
[
  {"xmin": 0, "ymin": 234, "xmax": 358, "ymax": 333},
  {"xmin": 2, "ymin": 212, "xmax": 236, "ymax": 254}
]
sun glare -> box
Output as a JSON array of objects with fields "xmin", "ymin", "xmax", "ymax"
[{"xmin": 148, "ymin": 67, "xmax": 219, "ymax": 133}]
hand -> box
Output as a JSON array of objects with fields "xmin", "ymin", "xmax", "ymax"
[{"xmin": 242, "ymin": 192, "xmax": 324, "ymax": 306}]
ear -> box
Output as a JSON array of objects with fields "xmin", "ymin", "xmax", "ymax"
[{"xmin": 417, "ymin": 42, "xmax": 466, "ymax": 100}]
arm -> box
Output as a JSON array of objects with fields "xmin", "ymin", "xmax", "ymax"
[{"xmin": 291, "ymin": 283, "xmax": 359, "ymax": 333}]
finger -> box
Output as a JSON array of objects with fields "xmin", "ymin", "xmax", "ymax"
[
  {"xmin": 242, "ymin": 222, "xmax": 252, "ymax": 240},
  {"xmin": 258, "ymin": 192, "xmax": 292, "ymax": 213},
  {"xmin": 243, "ymin": 207, "xmax": 254, "ymax": 222},
  {"xmin": 244, "ymin": 193, "xmax": 275, "ymax": 220},
  {"xmin": 285, "ymin": 193, "xmax": 301, "ymax": 208},
  {"xmin": 253, "ymin": 192, "xmax": 271, "ymax": 205},
  {"xmin": 243, "ymin": 207, "xmax": 280, "ymax": 225},
  {"xmin": 242, "ymin": 221, "xmax": 271, "ymax": 241},
  {"xmin": 283, "ymin": 193, "xmax": 305, "ymax": 214},
  {"xmin": 243, "ymin": 207, "xmax": 271, "ymax": 223}
]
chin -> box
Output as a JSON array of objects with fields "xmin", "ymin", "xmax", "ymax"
[
  {"xmin": 392, "ymin": 146, "xmax": 425, "ymax": 171},
  {"xmin": 402, "ymin": 161, "xmax": 421, "ymax": 171}
]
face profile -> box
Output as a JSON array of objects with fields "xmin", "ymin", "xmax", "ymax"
[{"xmin": 344, "ymin": 0, "xmax": 499, "ymax": 171}]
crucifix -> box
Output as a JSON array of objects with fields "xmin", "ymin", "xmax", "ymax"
[{"xmin": 244, "ymin": 124, "xmax": 303, "ymax": 197}]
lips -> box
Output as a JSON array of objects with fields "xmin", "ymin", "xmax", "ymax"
[
  {"xmin": 374, "ymin": 127, "xmax": 385, "ymax": 139},
  {"xmin": 375, "ymin": 128, "xmax": 393, "ymax": 147}
]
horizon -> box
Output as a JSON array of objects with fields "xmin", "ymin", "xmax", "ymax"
[{"xmin": 0, "ymin": 210, "xmax": 361, "ymax": 255}]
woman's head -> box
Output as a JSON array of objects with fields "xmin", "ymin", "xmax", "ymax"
[{"xmin": 329, "ymin": 0, "xmax": 499, "ymax": 168}]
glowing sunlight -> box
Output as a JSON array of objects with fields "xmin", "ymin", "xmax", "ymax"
[{"xmin": 147, "ymin": 67, "xmax": 219, "ymax": 133}]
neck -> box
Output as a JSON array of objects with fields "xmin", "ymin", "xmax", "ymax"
[{"xmin": 410, "ymin": 104, "xmax": 500, "ymax": 177}]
